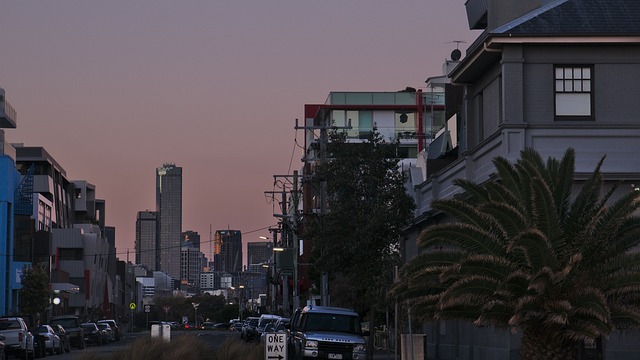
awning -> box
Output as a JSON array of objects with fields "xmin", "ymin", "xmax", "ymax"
[{"xmin": 51, "ymin": 282, "xmax": 80, "ymax": 294}]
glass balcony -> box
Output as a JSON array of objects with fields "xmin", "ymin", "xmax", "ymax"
[{"xmin": 326, "ymin": 91, "xmax": 444, "ymax": 107}]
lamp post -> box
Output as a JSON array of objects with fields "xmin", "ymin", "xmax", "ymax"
[
  {"xmin": 192, "ymin": 302, "xmax": 199, "ymax": 328},
  {"xmin": 238, "ymin": 285, "xmax": 245, "ymax": 321}
]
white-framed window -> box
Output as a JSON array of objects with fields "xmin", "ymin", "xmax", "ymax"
[{"xmin": 554, "ymin": 65, "xmax": 593, "ymax": 120}]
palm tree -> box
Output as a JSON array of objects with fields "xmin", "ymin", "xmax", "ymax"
[{"xmin": 393, "ymin": 148, "xmax": 640, "ymax": 359}]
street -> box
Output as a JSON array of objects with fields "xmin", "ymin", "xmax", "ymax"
[{"xmin": 48, "ymin": 330, "xmax": 236, "ymax": 360}]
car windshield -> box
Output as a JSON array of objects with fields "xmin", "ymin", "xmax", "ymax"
[
  {"xmin": 38, "ymin": 325, "xmax": 50, "ymax": 333},
  {"xmin": 259, "ymin": 318, "xmax": 279, "ymax": 327},
  {"xmin": 304, "ymin": 313, "xmax": 361, "ymax": 334},
  {"xmin": 51, "ymin": 319, "xmax": 77, "ymax": 329}
]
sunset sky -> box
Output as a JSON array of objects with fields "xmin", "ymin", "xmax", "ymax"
[{"xmin": 0, "ymin": 1, "xmax": 478, "ymax": 264}]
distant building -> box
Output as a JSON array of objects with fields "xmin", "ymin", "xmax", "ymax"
[
  {"xmin": 200, "ymin": 271, "xmax": 217, "ymax": 291},
  {"xmin": 135, "ymin": 211, "xmax": 158, "ymax": 271},
  {"xmin": 247, "ymin": 241, "xmax": 273, "ymax": 267},
  {"xmin": 181, "ymin": 246, "xmax": 203, "ymax": 291},
  {"xmin": 156, "ymin": 164, "xmax": 182, "ymax": 283},
  {"xmin": 213, "ymin": 230, "xmax": 242, "ymax": 273},
  {"xmin": 182, "ymin": 230, "xmax": 200, "ymax": 249},
  {"xmin": 0, "ymin": 106, "xmax": 19, "ymax": 313}
]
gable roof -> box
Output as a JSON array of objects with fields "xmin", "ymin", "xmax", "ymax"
[{"xmin": 493, "ymin": 0, "xmax": 640, "ymax": 35}]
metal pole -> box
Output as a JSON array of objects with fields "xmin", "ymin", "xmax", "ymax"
[{"xmin": 292, "ymin": 170, "xmax": 299, "ymax": 311}]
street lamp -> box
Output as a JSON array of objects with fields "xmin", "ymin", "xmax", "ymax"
[
  {"xmin": 192, "ymin": 302, "xmax": 200, "ymax": 328},
  {"xmin": 238, "ymin": 285, "xmax": 245, "ymax": 321}
]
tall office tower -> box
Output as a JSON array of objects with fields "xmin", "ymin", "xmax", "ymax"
[
  {"xmin": 156, "ymin": 164, "xmax": 182, "ymax": 282},
  {"xmin": 247, "ymin": 241, "xmax": 273, "ymax": 266},
  {"xmin": 213, "ymin": 230, "xmax": 242, "ymax": 273},
  {"xmin": 136, "ymin": 211, "xmax": 159, "ymax": 271}
]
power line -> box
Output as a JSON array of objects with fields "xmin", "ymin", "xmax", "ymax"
[{"xmin": 17, "ymin": 224, "xmax": 279, "ymax": 261}]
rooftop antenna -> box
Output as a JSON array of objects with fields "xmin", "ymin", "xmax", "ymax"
[{"xmin": 447, "ymin": 40, "xmax": 467, "ymax": 61}]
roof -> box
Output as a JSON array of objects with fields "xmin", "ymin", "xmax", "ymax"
[
  {"xmin": 494, "ymin": 0, "xmax": 640, "ymax": 35},
  {"xmin": 302, "ymin": 305, "xmax": 358, "ymax": 316}
]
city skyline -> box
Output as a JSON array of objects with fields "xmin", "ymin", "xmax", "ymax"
[{"xmin": 0, "ymin": 1, "xmax": 478, "ymax": 260}]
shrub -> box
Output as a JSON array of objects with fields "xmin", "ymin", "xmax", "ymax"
[{"xmin": 78, "ymin": 334, "xmax": 263, "ymax": 360}]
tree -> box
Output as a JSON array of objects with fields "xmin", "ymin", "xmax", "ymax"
[
  {"xmin": 392, "ymin": 148, "xmax": 640, "ymax": 359},
  {"xmin": 18, "ymin": 263, "xmax": 50, "ymax": 323},
  {"xmin": 304, "ymin": 130, "xmax": 414, "ymax": 354}
]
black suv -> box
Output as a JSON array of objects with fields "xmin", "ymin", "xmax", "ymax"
[{"xmin": 49, "ymin": 315, "xmax": 85, "ymax": 349}]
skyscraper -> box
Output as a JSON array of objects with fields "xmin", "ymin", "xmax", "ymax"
[
  {"xmin": 135, "ymin": 211, "xmax": 158, "ymax": 271},
  {"xmin": 247, "ymin": 241, "xmax": 273, "ymax": 267},
  {"xmin": 156, "ymin": 164, "xmax": 182, "ymax": 283},
  {"xmin": 213, "ymin": 229, "xmax": 242, "ymax": 273}
]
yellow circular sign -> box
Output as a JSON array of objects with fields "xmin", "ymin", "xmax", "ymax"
[{"xmin": 129, "ymin": 303, "xmax": 136, "ymax": 310}]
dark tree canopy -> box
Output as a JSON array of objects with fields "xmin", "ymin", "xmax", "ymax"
[
  {"xmin": 18, "ymin": 263, "xmax": 50, "ymax": 323},
  {"xmin": 305, "ymin": 130, "xmax": 415, "ymax": 310}
]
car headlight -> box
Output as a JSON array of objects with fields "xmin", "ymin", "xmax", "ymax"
[
  {"xmin": 305, "ymin": 340, "xmax": 318, "ymax": 350},
  {"xmin": 353, "ymin": 343, "xmax": 366, "ymax": 352}
]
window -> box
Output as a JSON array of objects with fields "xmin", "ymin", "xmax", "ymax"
[{"xmin": 555, "ymin": 65, "xmax": 593, "ymax": 120}]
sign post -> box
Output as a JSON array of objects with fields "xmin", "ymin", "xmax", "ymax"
[{"xmin": 265, "ymin": 332, "xmax": 287, "ymax": 360}]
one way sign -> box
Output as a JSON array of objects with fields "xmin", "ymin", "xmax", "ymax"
[{"xmin": 264, "ymin": 332, "xmax": 287, "ymax": 360}]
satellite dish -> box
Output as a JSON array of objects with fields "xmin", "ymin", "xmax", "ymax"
[{"xmin": 451, "ymin": 49, "xmax": 462, "ymax": 61}]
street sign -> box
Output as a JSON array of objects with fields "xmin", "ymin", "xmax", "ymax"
[
  {"xmin": 145, "ymin": 305, "xmax": 151, "ymax": 313},
  {"xmin": 264, "ymin": 332, "xmax": 287, "ymax": 360},
  {"xmin": 129, "ymin": 302, "xmax": 136, "ymax": 310}
]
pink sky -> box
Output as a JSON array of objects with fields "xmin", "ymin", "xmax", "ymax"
[{"xmin": 0, "ymin": 1, "xmax": 478, "ymax": 265}]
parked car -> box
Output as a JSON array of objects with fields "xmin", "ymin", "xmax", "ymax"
[
  {"xmin": 97, "ymin": 319, "xmax": 120, "ymax": 341},
  {"xmin": 260, "ymin": 317, "xmax": 289, "ymax": 344},
  {"xmin": 200, "ymin": 322, "xmax": 215, "ymax": 330},
  {"xmin": 273, "ymin": 317, "xmax": 290, "ymax": 332},
  {"xmin": 80, "ymin": 323, "xmax": 103, "ymax": 346},
  {"xmin": 256, "ymin": 314, "xmax": 281, "ymax": 342},
  {"xmin": 241, "ymin": 317, "xmax": 259, "ymax": 341},
  {"xmin": 12, "ymin": 314, "xmax": 45, "ymax": 358},
  {"xmin": 213, "ymin": 323, "xmax": 230, "ymax": 330},
  {"xmin": 37, "ymin": 325, "xmax": 62, "ymax": 355},
  {"xmin": 230, "ymin": 320, "xmax": 243, "ymax": 332},
  {"xmin": 50, "ymin": 315, "xmax": 85, "ymax": 349},
  {"xmin": 0, "ymin": 317, "xmax": 35, "ymax": 360},
  {"xmin": 96, "ymin": 323, "xmax": 114, "ymax": 343},
  {"xmin": 0, "ymin": 333, "xmax": 6, "ymax": 360},
  {"xmin": 291, "ymin": 306, "xmax": 368, "ymax": 360},
  {"xmin": 52, "ymin": 324, "xmax": 71, "ymax": 353}
]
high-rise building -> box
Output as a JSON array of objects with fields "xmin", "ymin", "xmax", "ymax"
[
  {"xmin": 247, "ymin": 241, "xmax": 273, "ymax": 267},
  {"xmin": 181, "ymin": 230, "xmax": 200, "ymax": 250},
  {"xmin": 181, "ymin": 246, "xmax": 202, "ymax": 291},
  {"xmin": 136, "ymin": 211, "xmax": 158, "ymax": 271},
  {"xmin": 213, "ymin": 230, "xmax": 242, "ymax": 273},
  {"xmin": 156, "ymin": 164, "xmax": 182, "ymax": 282}
]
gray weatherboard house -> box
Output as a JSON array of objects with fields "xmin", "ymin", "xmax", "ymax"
[{"xmin": 403, "ymin": 0, "xmax": 640, "ymax": 359}]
